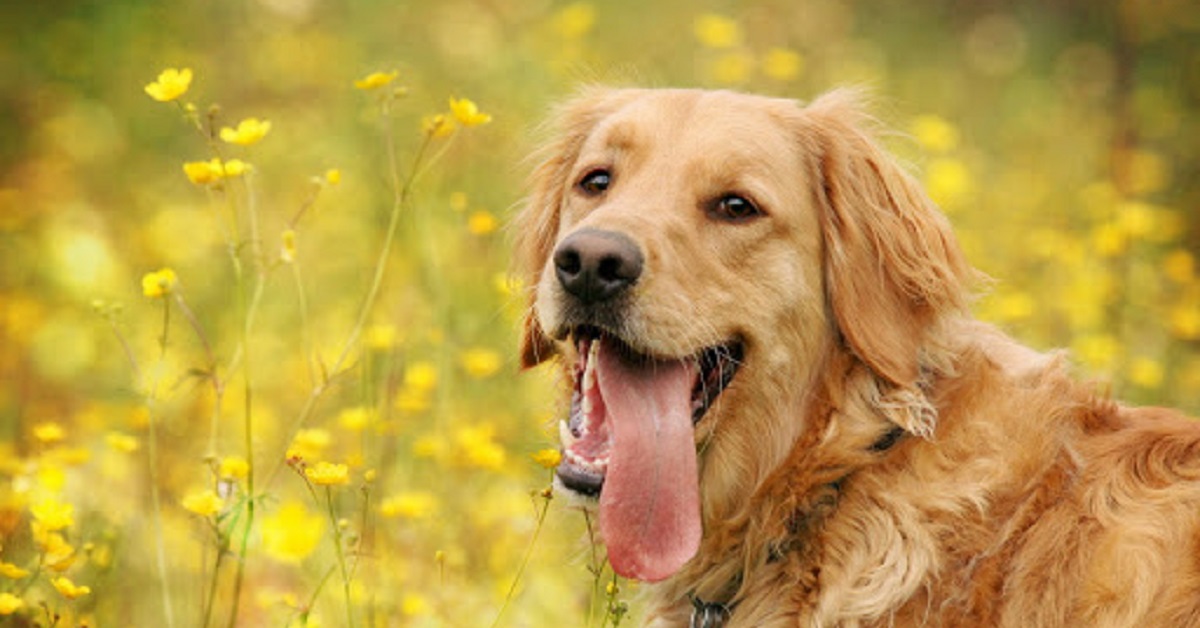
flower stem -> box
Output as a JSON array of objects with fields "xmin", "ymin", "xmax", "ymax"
[
  {"xmin": 325, "ymin": 486, "xmax": 355, "ymax": 628},
  {"xmin": 147, "ymin": 296, "xmax": 177, "ymax": 628},
  {"xmin": 490, "ymin": 486, "xmax": 553, "ymax": 628}
]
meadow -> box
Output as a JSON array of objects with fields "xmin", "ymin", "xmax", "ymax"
[{"xmin": 0, "ymin": 0, "xmax": 1197, "ymax": 625}]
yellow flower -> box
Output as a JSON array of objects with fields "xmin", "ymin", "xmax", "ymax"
[
  {"xmin": 405, "ymin": 361, "xmax": 438, "ymax": 391},
  {"xmin": 1163, "ymin": 249, "xmax": 1194, "ymax": 284},
  {"xmin": 354, "ymin": 70, "xmax": 398, "ymax": 90},
  {"xmin": 105, "ymin": 431, "xmax": 139, "ymax": 453},
  {"xmin": 467, "ymin": 210, "xmax": 498, "ymax": 235},
  {"xmin": 0, "ymin": 592, "xmax": 24, "ymax": 615},
  {"xmin": 448, "ymin": 97, "xmax": 492, "ymax": 127},
  {"xmin": 1170, "ymin": 304, "xmax": 1200, "ymax": 340},
  {"xmin": 141, "ymin": 268, "xmax": 179, "ymax": 298},
  {"xmin": 262, "ymin": 500, "xmax": 324, "ymax": 563},
  {"xmin": 923, "ymin": 158, "xmax": 974, "ymax": 209},
  {"xmin": 31, "ymin": 497, "xmax": 74, "ymax": 531},
  {"xmin": 220, "ymin": 118, "xmax": 272, "ymax": 146},
  {"xmin": 694, "ymin": 13, "xmax": 741, "ymax": 48},
  {"xmin": 551, "ymin": 2, "xmax": 596, "ymax": 39},
  {"xmin": 183, "ymin": 159, "xmax": 222, "ymax": 185},
  {"xmin": 379, "ymin": 491, "xmax": 438, "ymax": 519},
  {"xmin": 280, "ymin": 229, "xmax": 297, "ymax": 263},
  {"xmin": 761, "ymin": 48, "xmax": 804, "ymax": 82},
  {"xmin": 337, "ymin": 406, "xmax": 371, "ymax": 432},
  {"xmin": 422, "ymin": 114, "xmax": 456, "ymax": 139},
  {"xmin": 324, "ymin": 168, "xmax": 341, "ymax": 185},
  {"xmin": 460, "ymin": 347, "xmax": 502, "ymax": 379},
  {"xmin": 455, "ymin": 424, "xmax": 506, "ymax": 470},
  {"xmin": 708, "ymin": 50, "xmax": 755, "ymax": 85},
  {"xmin": 365, "ymin": 324, "xmax": 397, "ymax": 350},
  {"xmin": 0, "ymin": 562, "xmax": 29, "ymax": 579},
  {"xmin": 395, "ymin": 387, "xmax": 432, "ymax": 414},
  {"xmin": 910, "ymin": 115, "xmax": 961, "ymax": 153},
  {"xmin": 32, "ymin": 421, "xmax": 66, "ymax": 444},
  {"xmin": 531, "ymin": 448, "xmax": 563, "ymax": 469},
  {"xmin": 286, "ymin": 428, "xmax": 331, "ymax": 461},
  {"xmin": 305, "ymin": 461, "xmax": 350, "ymax": 486},
  {"xmin": 181, "ymin": 489, "xmax": 223, "ymax": 517},
  {"xmin": 52, "ymin": 576, "xmax": 91, "ymax": 600},
  {"xmin": 221, "ymin": 159, "xmax": 250, "ymax": 177},
  {"xmin": 219, "ymin": 456, "xmax": 250, "ymax": 481},
  {"xmin": 1128, "ymin": 357, "xmax": 1164, "ymax": 389},
  {"xmin": 401, "ymin": 593, "xmax": 431, "ymax": 616},
  {"xmin": 144, "ymin": 68, "xmax": 193, "ymax": 102}
]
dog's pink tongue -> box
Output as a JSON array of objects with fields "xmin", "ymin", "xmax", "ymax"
[{"xmin": 596, "ymin": 343, "xmax": 701, "ymax": 582}]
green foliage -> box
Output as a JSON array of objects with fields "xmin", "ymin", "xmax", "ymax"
[{"xmin": 0, "ymin": 0, "xmax": 1196, "ymax": 625}]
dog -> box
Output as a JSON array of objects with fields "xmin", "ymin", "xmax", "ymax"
[{"xmin": 512, "ymin": 87, "xmax": 1200, "ymax": 627}]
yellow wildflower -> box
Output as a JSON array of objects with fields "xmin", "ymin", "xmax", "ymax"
[
  {"xmin": 32, "ymin": 526, "xmax": 76, "ymax": 571},
  {"xmin": 219, "ymin": 456, "xmax": 250, "ymax": 481},
  {"xmin": 221, "ymin": 159, "xmax": 250, "ymax": 177},
  {"xmin": 105, "ymin": 431, "xmax": 139, "ymax": 453},
  {"xmin": 141, "ymin": 268, "xmax": 179, "ymax": 298},
  {"xmin": 144, "ymin": 68, "xmax": 193, "ymax": 102},
  {"xmin": 401, "ymin": 593, "xmax": 431, "ymax": 616},
  {"xmin": 460, "ymin": 347, "xmax": 502, "ymax": 379},
  {"xmin": 694, "ymin": 13, "xmax": 741, "ymax": 48},
  {"xmin": 911, "ymin": 115, "xmax": 961, "ymax": 153},
  {"xmin": 1163, "ymin": 249, "xmax": 1194, "ymax": 284},
  {"xmin": 0, "ymin": 562, "xmax": 29, "ymax": 579},
  {"xmin": 405, "ymin": 361, "xmax": 438, "ymax": 390},
  {"xmin": 708, "ymin": 50, "xmax": 755, "ymax": 85},
  {"xmin": 305, "ymin": 461, "xmax": 350, "ymax": 486},
  {"xmin": 325, "ymin": 168, "xmax": 341, "ymax": 185},
  {"xmin": 365, "ymin": 324, "xmax": 397, "ymax": 350},
  {"xmin": 354, "ymin": 70, "xmax": 399, "ymax": 90},
  {"xmin": 262, "ymin": 500, "xmax": 324, "ymax": 563},
  {"xmin": 220, "ymin": 118, "xmax": 272, "ymax": 146},
  {"xmin": 422, "ymin": 114, "xmax": 455, "ymax": 139},
  {"xmin": 395, "ymin": 387, "xmax": 432, "ymax": 414},
  {"xmin": 1129, "ymin": 357, "xmax": 1165, "ymax": 389},
  {"xmin": 923, "ymin": 158, "xmax": 974, "ymax": 209},
  {"xmin": 183, "ymin": 159, "xmax": 222, "ymax": 185},
  {"xmin": 181, "ymin": 489, "xmax": 223, "ymax": 517},
  {"xmin": 467, "ymin": 210, "xmax": 498, "ymax": 235},
  {"xmin": 280, "ymin": 229, "xmax": 297, "ymax": 263},
  {"xmin": 32, "ymin": 421, "xmax": 66, "ymax": 444},
  {"xmin": 338, "ymin": 407, "xmax": 371, "ymax": 432},
  {"xmin": 455, "ymin": 424, "xmax": 506, "ymax": 470},
  {"xmin": 551, "ymin": 2, "xmax": 595, "ymax": 38},
  {"xmin": 52, "ymin": 576, "xmax": 91, "ymax": 600},
  {"xmin": 287, "ymin": 428, "xmax": 331, "ymax": 460},
  {"xmin": 761, "ymin": 48, "xmax": 804, "ymax": 82},
  {"xmin": 1170, "ymin": 304, "xmax": 1200, "ymax": 340},
  {"xmin": 448, "ymin": 97, "xmax": 492, "ymax": 127},
  {"xmin": 531, "ymin": 448, "xmax": 563, "ymax": 469},
  {"xmin": 0, "ymin": 592, "xmax": 23, "ymax": 615},
  {"xmin": 31, "ymin": 497, "xmax": 74, "ymax": 531},
  {"xmin": 379, "ymin": 491, "xmax": 438, "ymax": 519}
]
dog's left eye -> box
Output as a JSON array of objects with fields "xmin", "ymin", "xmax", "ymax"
[{"xmin": 710, "ymin": 194, "xmax": 762, "ymax": 222}]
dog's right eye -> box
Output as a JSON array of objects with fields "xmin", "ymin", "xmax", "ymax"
[{"xmin": 577, "ymin": 169, "xmax": 611, "ymax": 196}]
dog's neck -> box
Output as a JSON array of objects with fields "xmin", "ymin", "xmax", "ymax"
[{"xmin": 664, "ymin": 348, "xmax": 919, "ymax": 621}]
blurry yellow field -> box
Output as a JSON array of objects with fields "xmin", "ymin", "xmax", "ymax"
[{"xmin": 0, "ymin": 1, "xmax": 1196, "ymax": 625}]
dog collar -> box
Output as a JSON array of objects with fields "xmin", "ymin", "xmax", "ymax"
[{"xmin": 690, "ymin": 595, "xmax": 732, "ymax": 628}]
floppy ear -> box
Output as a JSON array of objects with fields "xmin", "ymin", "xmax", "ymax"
[
  {"xmin": 512, "ymin": 87, "xmax": 641, "ymax": 368},
  {"xmin": 803, "ymin": 89, "xmax": 973, "ymax": 412}
]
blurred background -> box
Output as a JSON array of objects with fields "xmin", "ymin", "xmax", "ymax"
[{"xmin": 0, "ymin": 0, "xmax": 1197, "ymax": 625}]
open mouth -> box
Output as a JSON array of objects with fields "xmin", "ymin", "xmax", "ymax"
[{"xmin": 555, "ymin": 326, "xmax": 743, "ymax": 496}]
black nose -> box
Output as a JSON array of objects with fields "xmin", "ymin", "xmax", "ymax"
[{"xmin": 553, "ymin": 228, "xmax": 644, "ymax": 304}]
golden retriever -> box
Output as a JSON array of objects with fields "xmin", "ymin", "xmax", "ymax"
[{"xmin": 512, "ymin": 87, "xmax": 1200, "ymax": 627}]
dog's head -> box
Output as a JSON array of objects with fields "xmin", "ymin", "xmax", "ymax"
[{"xmin": 512, "ymin": 87, "xmax": 972, "ymax": 582}]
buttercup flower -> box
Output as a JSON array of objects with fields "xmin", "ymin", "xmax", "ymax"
[
  {"xmin": 325, "ymin": 168, "xmax": 341, "ymax": 185},
  {"xmin": 305, "ymin": 461, "xmax": 350, "ymax": 486},
  {"xmin": 52, "ymin": 576, "xmax": 91, "ymax": 600},
  {"xmin": 31, "ymin": 497, "xmax": 75, "ymax": 531},
  {"xmin": 32, "ymin": 421, "xmax": 65, "ymax": 444},
  {"xmin": 144, "ymin": 68, "xmax": 193, "ymax": 102},
  {"xmin": 467, "ymin": 210, "xmax": 498, "ymax": 235},
  {"xmin": 183, "ymin": 158, "xmax": 249, "ymax": 185},
  {"xmin": 181, "ymin": 489, "xmax": 223, "ymax": 517},
  {"xmin": 219, "ymin": 456, "xmax": 250, "ymax": 481},
  {"xmin": 448, "ymin": 97, "xmax": 492, "ymax": 127},
  {"xmin": 354, "ymin": 70, "xmax": 398, "ymax": 90},
  {"xmin": 379, "ymin": 491, "xmax": 438, "ymax": 519},
  {"xmin": 532, "ymin": 448, "xmax": 563, "ymax": 469},
  {"xmin": 460, "ymin": 347, "xmax": 502, "ymax": 379},
  {"xmin": 280, "ymin": 229, "xmax": 297, "ymax": 263},
  {"xmin": 262, "ymin": 500, "xmax": 324, "ymax": 563},
  {"xmin": 0, "ymin": 593, "xmax": 23, "ymax": 615},
  {"xmin": 422, "ymin": 114, "xmax": 455, "ymax": 139},
  {"xmin": 141, "ymin": 268, "xmax": 179, "ymax": 298},
  {"xmin": 694, "ymin": 13, "xmax": 741, "ymax": 48},
  {"xmin": 0, "ymin": 562, "xmax": 29, "ymax": 579},
  {"xmin": 220, "ymin": 118, "xmax": 272, "ymax": 146},
  {"xmin": 106, "ymin": 431, "xmax": 139, "ymax": 453}
]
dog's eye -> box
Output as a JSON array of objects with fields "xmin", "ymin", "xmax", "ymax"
[
  {"xmin": 577, "ymin": 169, "xmax": 611, "ymax": 196},
  {"xmin": 710, "ymin": 194, "xmax": 762, "ymax": 222}
]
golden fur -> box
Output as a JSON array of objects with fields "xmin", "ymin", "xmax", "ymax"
[{"xmin": 513, "ymin": 87, "xmax": 1200, "ymax": 627}]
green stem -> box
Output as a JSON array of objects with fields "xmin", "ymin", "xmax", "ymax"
[
  {"xmin": 490, "ymin": 488, "xmax": 553, "ymax": 628},
  {"xmin": 147, "ymin": 296, "xmax": 177, "ymax": 628},
  {"xmin": 325, "ymin": 487, "xmax": 355, "ymax": 628}
]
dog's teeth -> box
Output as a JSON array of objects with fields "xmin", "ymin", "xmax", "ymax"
[{"xmin": 582, "ymin": 393, "xmax": 594, "ymax": 417}]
